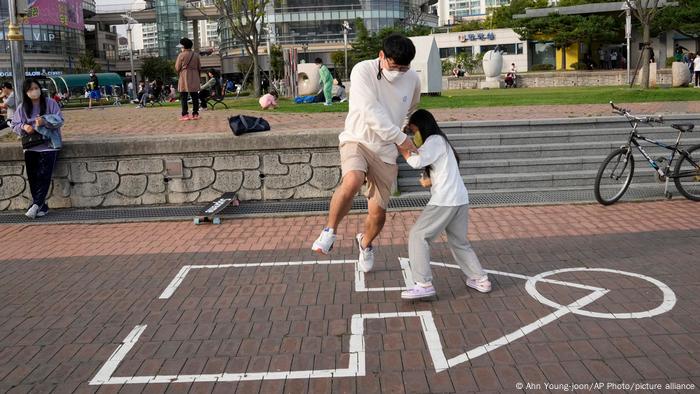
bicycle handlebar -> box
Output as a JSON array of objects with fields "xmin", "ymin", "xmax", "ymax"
[{"xmin": 610, "ymin": 101, "xmax": 663, "ymax": 125}]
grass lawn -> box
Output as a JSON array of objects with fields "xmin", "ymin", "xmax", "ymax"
[{"xmin": 64, "ymin": 86, "xmax": 700, "ymax": 113}]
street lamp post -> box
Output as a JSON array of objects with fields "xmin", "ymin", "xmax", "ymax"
[
  {"xmin": 342, "ymin": 21, "xmax": 351, "ymax": 80},
  {"xmin": 624, "ymin": 3, "xmax": 632, "ymax": 85},
  {"xmin": 7, "ymin": 0, "xmax": 24, "ymax": 108},
  {"xmin": 122, "ymin": 13, "xmax": 138, "ymax": 101}
]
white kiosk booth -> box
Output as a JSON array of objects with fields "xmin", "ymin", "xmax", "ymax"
[{"xmin": 409, "ymin": 36, "xmax": 443, "ymax": 95}]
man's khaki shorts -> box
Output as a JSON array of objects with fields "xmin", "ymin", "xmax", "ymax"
[{"xmin": 339, "ymin": 142, "xmax": 398, "ymax": 209}]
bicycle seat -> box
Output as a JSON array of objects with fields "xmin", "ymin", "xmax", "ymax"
[{"xmin": 671, "ymin": 124, "xmax": 694, "ymax": 132}]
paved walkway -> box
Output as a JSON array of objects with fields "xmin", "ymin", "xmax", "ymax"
[
  {"xmin": 0, "ymin": 200, "xmax": 698, "ymax": 392},
  {"xmin": 58, "ymin": 101, "xmax": 700, "ymax": 138}
]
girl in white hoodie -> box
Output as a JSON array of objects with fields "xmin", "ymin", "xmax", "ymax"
[{"xmin": 398, "ymin": 109, "xmax": 491, "ymax": 299}]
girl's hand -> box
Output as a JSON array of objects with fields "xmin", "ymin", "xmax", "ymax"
[
  {"xmin": 35, "ymin": 117, "xmax": 45, "ymax": 127},
  {"xmin": 419, "ymin": 173, "xmax": 432, "ymax": 188},
  {"xmin": 23, "ymin": 124, "xmax": 35, "ymax": 134}
]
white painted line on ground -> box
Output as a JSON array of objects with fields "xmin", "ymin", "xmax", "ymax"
[
  {"xmin": 92, "ymin": 312, "xmax": 442, "ymax": 385},
  {"xmin": 89, "ymin": 325, "xmax": 147, "ymax": 385},
  {"xmin": 93, "ymin": 258, "xmax": 676, "ymax": 385},
  {"xmin": 442, "ymin": 289, "xmax": 608, "ymax": 371},
  {"xmin": 525, "ymin": 267, "xmax": 677, "ymax": 319},
  {"xmin": 159, "ymin": 260, "xmax": 355, "ymax": 299}
]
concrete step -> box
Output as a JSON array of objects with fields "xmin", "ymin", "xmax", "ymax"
[
  {"xmin": 398, "ymin": 167, "xmax": 667, "ymax": 192},
  {"xmin": 439, "ymin": 115, "xmax": 700, "ymax": 134},
  {"xmin": 399, "ymin": 155, "xmax": 609, "ymax": 176},
  {"xmin": 452, "ymin": 138, "xmax": 700, "ymax": 160},
  {"xmin": 397, "ymin": 183, "xmax": 682, "ymax": 205},
  {"xmin": 443, "ymin": 127, "xmax": 700, "ymax": 147}
]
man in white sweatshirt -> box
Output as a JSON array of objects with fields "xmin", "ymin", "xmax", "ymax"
[{"xmin": 312, "ymin": 34, "xmax": 421, "ymax": 272}]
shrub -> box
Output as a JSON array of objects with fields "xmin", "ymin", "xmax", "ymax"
[
  {"xmin": 531, "ymin": 63, "xmax": 555, "ymax": 71},
  {"xmin": 569, "ymin": 62, "xmax": 589, "ymax": 70}
]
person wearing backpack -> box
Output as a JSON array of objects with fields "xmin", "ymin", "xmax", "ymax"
[{"xmin": 175, "ymin": 37, "xmax": 202, "ymax": 120}]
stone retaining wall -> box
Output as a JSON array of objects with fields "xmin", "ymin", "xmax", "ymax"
[
  {"xmin": 447, "ymin": 69, "xmax": 672, "ymax": 89},
  {"xmin": 0, "ymin": 130, "xmax": 342, "ymax": 210}
]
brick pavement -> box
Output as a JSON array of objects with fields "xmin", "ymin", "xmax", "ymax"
[
  {"xmin": 0, "ymin": 200, "xmax": 699, "ymax": 393},
  {"xmin": 58, "ymin": 101, "xmax": 700, "ymax": 138}
]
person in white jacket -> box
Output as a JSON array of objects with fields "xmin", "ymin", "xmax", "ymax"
[
  {"xmin": 398, "ymin": 109, "xmax": 491, "ymax": 299},
  {"xmin": 312, "ymin": 34, "xmax": 421, "ymax": 272}
]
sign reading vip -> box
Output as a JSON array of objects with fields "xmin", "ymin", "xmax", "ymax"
[{"xmin": 90, "ymin": 259, "xmax": 676, "ymax": 385}]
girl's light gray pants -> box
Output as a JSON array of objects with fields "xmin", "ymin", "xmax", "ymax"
[{"xmin": 408, "ymin": 204, "xmax": 485, "ymax": 284}]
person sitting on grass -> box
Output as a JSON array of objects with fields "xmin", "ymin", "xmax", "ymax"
[{"xmin": 259, "ymin": 90, "xmax": 278, "ymax": 110}]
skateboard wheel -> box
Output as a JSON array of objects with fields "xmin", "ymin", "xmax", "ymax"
[
  {"xmin": 193, "ymin": 218, "xmax": 201, "ymax": 225},
  {"xmin": 213, "ymin": 217, "xmax": 221, "ymax": 225}
]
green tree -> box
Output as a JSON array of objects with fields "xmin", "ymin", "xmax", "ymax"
[
  {"xmin": 654, "ymin": 0, "xmax": 700, "ymax": 53},
  {"xmin": 141, "ymin": 56, "xmax": 176, "ymax": 82},
  {"xmin": 351, "ymin": 18, "xmax": 376, "ymax": 62},
  {"xmin": 350, "ymin": 19, "xmax": 433, "ymax": 64},
  {"xmin": 331, "ymin": 50, "xmax": 354, "ymax": 80},
  {"xmin": 269, "ymin": 44, "xmax": 284, "ymax": 82},
  {"xmin": 454, "ymin": 20, "xmax": 486, "ymax": 32},
  {"xmin": 514, "ymin": 13, "xmax": 620, "ymax": 69},
  {"xmin": 625, "ymin": 0, "xmax": 666, "ymax": 88},
  {"xmin": 76, "ymin": 53, "xmax": 101, "ymax": 73},
  {"xmin": 214, "ymin": 0, "xmax": 269, "ymax": 96},
  {"xmin": 486, "ymin": 0, "xmax": 548, "ymax": 28}
]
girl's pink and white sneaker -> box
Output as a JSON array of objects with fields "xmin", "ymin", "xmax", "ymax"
[
  {"xmin": 401, "ymin": 285, "xmax": 436, "ymax": 300},
  {"xmin": 466, "ymin": 276, "xmax": 492, "ymax": 293}
]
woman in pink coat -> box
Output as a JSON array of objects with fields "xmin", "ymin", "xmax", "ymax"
[{"xmin": 174, "ymin": 37, "xmax": 201, "ymax": 121}]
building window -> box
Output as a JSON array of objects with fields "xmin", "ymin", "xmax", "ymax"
[
  {"xmin": 480, "ymin": 44, "xmax": 518, "ymax": 54},
  {"xmin": 456, "ymin": 46, "xmax": 473, "ymax": 56},
  {"xmin": 440, "ymin": 47, "xmax": 456, "ymax": 58}
]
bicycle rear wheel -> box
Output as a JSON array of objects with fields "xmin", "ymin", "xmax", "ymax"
[
  {"xmin": 673, "ymin": 144, "xmax": 700, "ymax": 201},
  {"xmin": 595, "ymin": 147, "xmax": 635, "ymax": 205}
]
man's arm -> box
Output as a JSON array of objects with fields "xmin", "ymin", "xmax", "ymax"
[{"xmin": 403, "ymin": 75, "xmax": 421, "ymax": 130}]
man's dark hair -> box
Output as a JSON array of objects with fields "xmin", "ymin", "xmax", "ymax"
[
  {"xmin": 314, "ymin": 57, "xmax": 323, "ymax": 65},
  {"xmin": 2, "ymin": 82, "xmax": 12, "ymax": 90},
  {"xmin": 180, "ymin": 37, "xmax": 193, "ymax": 49},
  {"xmin": 382, "ymin": 34, "xmax": 416, "ymax": 66}
]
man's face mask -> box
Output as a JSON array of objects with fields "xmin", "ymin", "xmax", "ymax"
[
  {"xmin": 378, "ymin": 54, "xmax": 410, "ymax": 83},
  {"xmin": 382, "ymin": 69, "xmax": 402, "ymax": 83}
]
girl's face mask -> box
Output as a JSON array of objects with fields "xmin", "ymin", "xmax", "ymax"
[
  {"xmin": 408, "ymin": 125, "xmax": 423, "ymax": 148},
  {"xmin": 413, "ymin": 132, "xmax": 423, "ymax": 148},
  {"xmin": 27, "ymin": 88, "xmax": 41, "ymax": 100}
]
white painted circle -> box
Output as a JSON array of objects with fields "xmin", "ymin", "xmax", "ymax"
[{"xmin": 525, "ymin": 267, "xmax": 676, "ymax": 319}]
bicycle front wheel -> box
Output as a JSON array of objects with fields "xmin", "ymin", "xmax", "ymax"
[
  {"xmin": 595, "ymin": 147, "xmax": 635, "ymax": 205},
  {"xmin": 673, "ymin": 144, "xmax": 700, "ymax": 201}
]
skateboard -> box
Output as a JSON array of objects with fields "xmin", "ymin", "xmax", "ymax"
[{"xmin": 193, "ymin": 192, "xmax": 239, "ymax": 225}]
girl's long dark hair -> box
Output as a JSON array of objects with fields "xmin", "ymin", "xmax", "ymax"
[
  {"xmin": 22, "ymin": 79, "xmax": 47, "ymax": 119},
  {"xmin": 409, "ymin": 109, "xmax": 460, "ymax": 176}
]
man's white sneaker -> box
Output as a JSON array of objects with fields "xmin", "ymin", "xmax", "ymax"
[
  {"xmin": 466, "ymin": 275, "xmax": 492, "ymax": 293},
  {"xmin": 25, "ymin": 204, "xmax": 39, "ymax": 219},
  {"xmin": 356, "ymin": 233, "xmax": 375, "ymax": 273},
  {"xmin": 312, "ymin": 228, "xmax": 336, "ymax": 255}
]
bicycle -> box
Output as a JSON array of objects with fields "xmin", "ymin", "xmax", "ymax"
[{"xmin": 594, "ymin": 101, "xmax": 700, "ymax": 205}]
